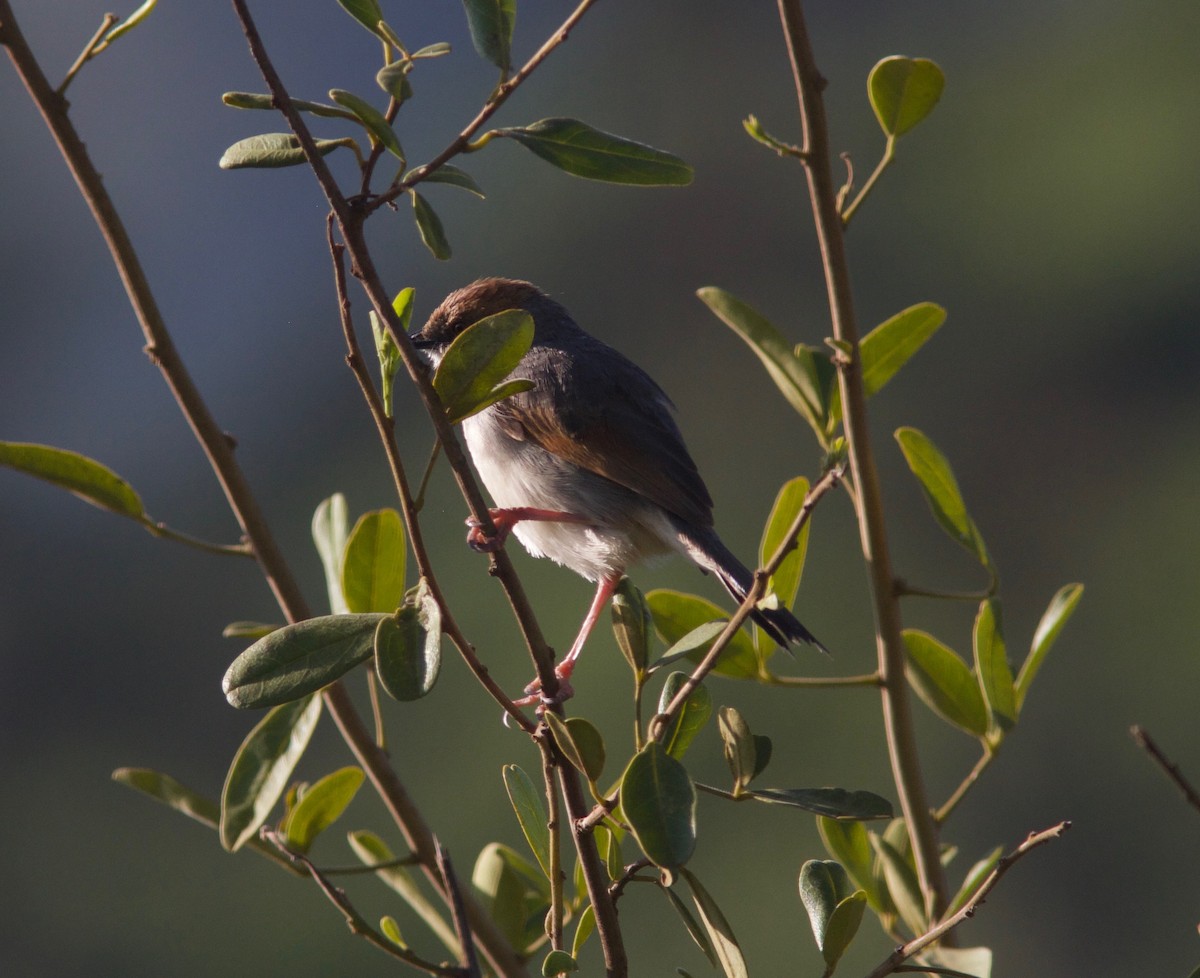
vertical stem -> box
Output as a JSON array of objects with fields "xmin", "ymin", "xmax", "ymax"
[{"xmin": 774, "ymin": 0, "xmax": 950, "ymax": 921}]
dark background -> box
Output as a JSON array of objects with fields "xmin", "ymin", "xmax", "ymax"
[{"xmin": 2, "ymin": 1, "xmax": 1198, "ymax": 975}]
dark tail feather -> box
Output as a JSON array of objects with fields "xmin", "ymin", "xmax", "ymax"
[{"xmin": 678, "ymin": 526, "xmax": 830, "ymax": 655}]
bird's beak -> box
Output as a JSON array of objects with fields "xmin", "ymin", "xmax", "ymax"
[{"xmin": 409, "ymin": 332, "xmax": 435, "ymax": 349}]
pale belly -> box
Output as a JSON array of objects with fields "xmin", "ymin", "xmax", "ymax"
[{"xmin": 462, "ymin": 411, "xmax": 680, "ymax": 582}]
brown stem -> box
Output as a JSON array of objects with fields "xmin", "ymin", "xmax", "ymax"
[
  {"xmin": 935, "ymin": 745, "xmax": 995, "ymax": 824},
  {"xmin": 1131, "ymin": 725, "xmax": 1200, "ymax": 816},
  {"xmin": 774, "ymin": 0, "xmax": 950, "ymax": 921},
  {"xmin": 435, "ymin": 840, "xmax": 483, "ymax": 978}
]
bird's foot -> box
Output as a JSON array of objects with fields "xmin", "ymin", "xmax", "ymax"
[
  {"xmin": 466, "ymin": 507, "xmax": 590, "ymax": 553},
  {"xmin": 512, "ymin": 664, "xmax": 576, "ymax": 713}
]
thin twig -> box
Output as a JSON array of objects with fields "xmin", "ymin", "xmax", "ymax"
[
  {"xmin": 608, "ymin": 859, "xmax": 652, "ymax": 904},
  {"xmin": 774, "ymin": 0, "xmax": 950, "ymax": 922},
  {"xmin": 935, "ymin": 746, "xmax": 995, "ymax": 824},
  {"xmin": 435, "ymin": 839, "xmax": 482, "ymax": 978},
  {"xmin": 840, "ymin": 136, "xmax": 895, "ymax": 226},
  {"xmin": 57, "ymin": 12, "xmax": 117, "ymax": 94},
  {"xmin": 862, "ymin": 821, "xmax": 1071, "ymax": 978},
  {"xmin": 1131, "ymin": 725, "xmax": 1200, "ymax": 816},
  {"xmin": 760, "ymin": 670, "xmax": 882, "ymax": 688},
  {"xmin": 264, "ymin": 828, "xmax": 468, "ymax": 977},
  {"xmin": 140, "ymin": 517, "xmax": 254, "ymax": 557},
  {"xmin": 541, "ymin": 734, "xmax": 565, "ymax": 950}
]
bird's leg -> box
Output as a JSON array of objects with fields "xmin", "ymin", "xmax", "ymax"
[
  {"xmin": 466, "ymin": 506, "xmax": 589, "ymax": 553},
  {"xmin": 516, "ymin": 573, "xmax": 623, "ymax": 710}
]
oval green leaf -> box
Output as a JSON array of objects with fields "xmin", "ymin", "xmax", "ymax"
[
  {"xmin": 946, "ymin": 844, "xmax": 1003, "ymax": 916},
  {"xmin": 541, "ymin": 950, "xmax": 578, "ymax": 976},
  {"xmin": 222, "ymin": 613, "xmax": 386, "ymax": 709},
  {"xmin": 895, "ymin": 427, "xmax": 991, "ymax": 569},
  {"xmin": 717, "ymin": 705, "xmax": 756, "ymax": 794},
  {"xmin": 871, "ymin": 832, "xmax": 927, "ymax": 935},
  {"xmin": 283, "ymin": 765, "xmax": 365, "ymax": 853},
  {"xmin": 218, "ymin": 133, "xmax": 348, "ymax": 169},
  {"xmin": 869, "ymin": 56, "xmax": 946, "ymax": 138},
  {"xmin": 220, "ymin": 693, "xmax": 322, "ymax": 851},
  {"xmin": 329, "ymin": 89, "xmax": 404, "ymax": 160},
  {"xmin": 471, "ymin": 842, "xmax": 550, "ymax": 952},
  {"xmin": 410, "ymin": 191, "xmax": 451, "ymax": 259},
  {"xmin": 375, "ymin": 63, "xmax": 414, "ymax": 104},
  {"xmin": 1016, "ymin": 582, "xmax": 1083, "ymax": 712},
  {"xmin": 336, "ymin": 0, "xmax": 385, "ymax": 38},
  {"xmin": 696, "ymin": 288, "xmax": 827, "ymax": 438},
  {"xmin": 973, "ymin": 598, "xmax": 1016, "ymax": 731},
  {"xmin": 544, "ymin": 712, "xmax": 606, "ymax": 783},
  {"xmin": 411, "ymin": 163, "xmax": 486, "ymax": 198},
  {"xmin": 661, "ymin": 885, "xmax": 718, "ymax": 967},
  {"xmin": 221, "ymin": 92, "xmax": 355, "ymax": 121},
  {"xmin": 0, "ymin": 441, "xmax": 144, "ymax": 518},
  {"xmin": 748, "ymin": 787, "xmax": 893, "ymax": 820},
  {"xmin": 312, "ymin": 493, "xmax": 350, "ymax": 615},
  {"xmin": 611, "ymin": 577, "xmax": 653, "ymax": 674},
  {"xmin": 680, "ymin": 868, "xmax": 748, "ymax": 978},
  {"xmin": 621, "ymin": 742, "xmax": 697, "ymax": 869},
  {"xmin": 818, "ymin": 817, "xmax": 889, "ymax": 913},
  {"xmin": 646, "ymin": 590, "xmax": 759, "ymax": 679},
  {"xmin": 756, "ymin": 476, "xmax": 812, "ymax": 653},
  {"xmin": 502, "ymin": 764, "xmax": 551, "ymax": 878},
  {"xmin": 374, "ymin": 582, "xmax": 442, "ymax": 701},
  {"xmin": 570, "ymin": 903, "xmax": 596, "ymax": 959},
  {"xmin": 799, "ymin": 860, "xmax": 866, "ymax": 966},
  {"xmin": 499, "ymin": 118, "xmax": 693, "ymax": 186},
  {"xmin": 432, "ymin": 308, "xmax": 534, "ymax": 423},
  {"xmin": 113, "ymin": 767, "xmax": 219, "ymax": 828},
  {"xmin": 461, "ymin": 0, "xmax": 515, "ymax": 71},
  {"xmin": 342, "ymin": 508, "xmax": 406, "ymax": 613},
  {"xmin": 657, "ymin": 672, "xmax": 712, "ymax": 761},
  {"xmin": 902, "ymin": 629, "xmax": 989, "ymax": 736}
]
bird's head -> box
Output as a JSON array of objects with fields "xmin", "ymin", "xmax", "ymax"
[{"xmin": 411, "ymin": 278, "xmax": 551, "ymax": 357}]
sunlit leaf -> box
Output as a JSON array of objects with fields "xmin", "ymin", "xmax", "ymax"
[
  {"xmin": 375, "ymin": 63, "xmax": 414, "ymax": 104},
  {"xmin": 336, "ymin": 0, "xmax": 386, "ymax": 38},
  {"xmin": 544, "ymin": 712, "xmax": 606, "ymax": 784},
  {"xmin": 312, "ymin": 494, "xmax": 350, "ymax": 615},
  {"xmin": 902, "ymin": 629, "xmax": 989, "ymax": 736},
  {"xmin": 101, "ymin": 0, "xmax": 157, "ymax": 46},
  {"xmin": 621, "ymin": 742, "xmax": 696, "ymax": 869},
  {"xmin": 411, "ymin": 192, "xmax": 451, "ymax": 260},
  {"xmin": 612, "ymin": 578, "xmax": 653, "ymax": 675},
  {"xmin": 717, "ymin": 706, "xmax": 756, "ymax": 794},
  {"xmin": 696, "ymin": 288, "xmax": 827, "ymax": 438},
  {"xmin": 946, "ymin": 845, "xmax": 1003, "ymax": 916},
  {"xmin": 756, "ymin": 476, "xmax": 812, "ymax": 653},
  {"xmin": 646, "ymin": 590, "xmax": 759, "ymax": 679},
  {"xmin": 895, "ymin": 427, "xmax": 991, "ymax": 569},
  {"xmin": 973, "ymin": 599, "xmax": 1016, "ymax": 731},
  {"xmin": 220, "ymin": 694, "xmax": 322, "ymax": 851},
  {"xmin": 282, "ymin": 766, "xmax": 364, "ymax": 853},
  {"xmin": 662, "ymin": 885, "xmax": 718, "ymax": 967},
  {"xmin": 1016, "ymin": 583, "xmax": 1083, "ymax": 711},
  {"xmin": 871, "ymin": 833, "xmax": 926, "ymax": 935},
  {"xmin": 113, "ymin": 767, "xmax": 219, "ymax": 828},
  {"xmin": 329, "ymin": 89, "xmax": 404, "ymax": 160},
  {"xmin": 799, "ymin": 860, "xmax": 867, "ymax": 969},
  {"xmin": 918, "ymin": 945, "xmax": 993, "ymax": 978},
  {"xmin": 374, "ymin": 580, "xmax": 442, "ymax": 701},
  {"xmin": 432, "ymin": 309, "xmax": 534, "ymax": 422},
  {"xmin": 499, "ymin": 118, "xmax": 693, "ymax": 186},
  {"xmin": 542, "ymin": 950, "xmax": 578, "ymax": 976},
  {"xmin": 680, "ymin": 869, "xmax": 748, "ymax": 978},
  {"xmin": 411, "ymin": 163, "xmax": 486, "ymax": 198},
  {"xmin": 218, "ymin": 133, "xmax": 348, "ymax": 169},
  {"xmin": 222, "ymin": 614, "xmax": 386, "ymax": 709},
  {"xmin": 220, "ymin": 92, "xmax": 355, "ymax": 121},
  {"xmin": 869, "ymin": 56, "xmax": 946, "ymax": 137},
  {"xmin": 503, "ymin": 765, "xmax": 551, "ymax": 879},
  {"xmin": 342, "ymin": 508, "xmax": 406, "ymax": 614},
  {"xmin": 472, "ymin": 842, "xmax": 550, "ymax": 952},
  {"xmin": 748, "ymin": 788, "xmax": 892, "ymax": 820},
  {"xmin": 570, "ymin": 904, "xmax": 595, "ymax": 959},
  {"xmin": 657, "ymin": 672, "xmax": 712, "ymax": 761},
  {"xmin": 0, "ymin": 441, "xmax": 143, "ymax": 518},
  {"xmin": 818, "ymin": 817, "xmax": 889, "ymax": 913}
]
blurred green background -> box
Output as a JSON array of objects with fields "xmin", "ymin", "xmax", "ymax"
[{"xmin": 2, "ymin": 1, "xmax": 1198, "ymax": 975}]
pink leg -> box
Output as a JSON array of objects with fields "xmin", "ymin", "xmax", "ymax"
[
  {"xmin": 466, "ymin": 507, "xmax": 589, "ymax": 553},
  {"xmin": 515, "ymin": 573, "xmax": 624, "ymax": 710}
]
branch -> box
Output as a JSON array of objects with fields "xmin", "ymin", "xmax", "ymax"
[
  {"xmin": 935, "ymin": 746, "xmax": 995, "ymax": 824},
  {"xmin": 862, "ymin": 822, "xmax": 1071, "ymax": 978},
  {"xmin": 773, "ymin": 0, "xmax": 950, "ymax": 921},
  {"xmin": 263, "ymin": 828, "xmax": 468, "ymax": 977},
  {"xmin": 1130, "ymin": 725, "xmax": 1200, "ymax": 816},
  {"xmin": 435, "ymin": 840, "xmax": 483, "ymax": 978}
]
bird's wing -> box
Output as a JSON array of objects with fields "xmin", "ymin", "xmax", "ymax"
[{"xmin": 490, "ymin": 343, "xmax": 714, "ymax": 528}]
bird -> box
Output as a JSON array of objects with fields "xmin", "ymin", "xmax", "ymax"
[{"xmin": 410, "ymin": 278, "xmax": 827, "ymax": 706}]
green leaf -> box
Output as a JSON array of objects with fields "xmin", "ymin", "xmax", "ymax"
[
  {"xmin": 646, "ymin": 590, "xmax": 759, "ymax": 679},
  {"xmin": 696, "ymin": 288, "xmax": 827, "ymax": 439},
  {"xmin": 611, "ymin": 578, "xmax": 653, "ymax": 675},
  {"xmin": 902, "ymin": 629, "xmax": 989, "ymax": 736},
  {"xmin": 544, "ymin": 713, "xmax": 606, "ymax": 783},
  {"xmin": 946, "ymin": 845, "xmax": 1003, "ymax": 916},
  {"xmin": 918, "ymin": 946, "xmax": 993, "ymax": 978},
  {"xmin": 895, "ymin": 427, "xmax": 991, "ymax": 569},
  {"xmin": 748, "ymin": 788, "xmax": 893, "ymax": 820},
  {"xmin": 432, "ymin": 308, "xmax": 535, "ymax": 422},
  {"xmin": 973, "ymin": 599, "xmax": 1016, "ymax": 731},
  {"xmin": 829, "ymin": 303, "xmax": 946, "ymax": 424},
  {"xmin": 218, "ymin": 133, "xmax": 348, "ymax": 169},
  {"xmin": 621, "ymin": 742, "xmax": 697, "ymax": 869},
  {"xmin": 375, "ymin": 63, "xmax": 414, "ymax": 104},
  {"xmin": 348, "ymin": 831, "xmax": 460, "ymax": 954},
  {"xmin": 282, "ymin": 766, "xmax": 365, "ymax": 853},
  {"xmin": 220, "ymin": 694, "xmax": 322, "ymax": 851},
  {"xmin": 662, "ymin": 885, "xmax": 718, "ymax": 967},
  {"xmin": 657, "ymin": 672, "xmax": 712, "ymax": 761},
  {"xmin": 312, "ymin": 494, "xmax": 350, "ymax": 615},
  {"xmin": 817, "ymin": 818, "xmax": 889, "ymax": 913},
  {"xmin": 679, "ymin": 869, "xmax": 749, "ymax": 978},
  {"xmin": 871, "ymin": 833, "xmax": 926, "ymax": 935},
  {"xmin": 113, "ymin": 767, "xmax": 219, "ymax": 828},
  {"xmin": 380, "ymin": 915, "xmax": 405, "ymax": 947},
  {"xmin": 869, "ymin": 56, "xmax": 946, "ymax": 138},
  {"xmin": 341, "ymin": 508, "xmax": 406, "ymax": 614},
  {"xmin": 412, "ymin": 191, "xmax": 451, "ymax": 259},
  {"xmin": 502, "ymin": 765, "xmax": 552, "ymax": 879},
  {"xmin": 750, "ymin": 735, "xmax": 773, "ymax": 780},
  {"xmin": 756, "ymin": 476, "xmax": 812, "ymax": 654},
  {"xmin": 1016, "ymin": 583, "xmax": 1083, "ymax": 712},
  {"xmin": 472, "ymin": 842, "xmax": 550, "ymax": 952},
  {"xmin": 799, "ymin": 860, "xmax": 867, "ymax": 970},
  {"xmin": 102, "ymin": 0, "xmax": 157, "ymax": 45},
  {"xmin": 329, "ymin": 89, "xmax": 404, "ymax": 161},
  {"xmin": 336, "ymin": 0, "xmax": 385, "ymax": 38},
  {"xmin": 570, "ymin": 904, "xmax": 595, "ymax": 959},
  {"xmin": 542, "ymin": 949, "xmax": 578, "ymax": 976},
  {"xmin": 461, "ymin": 0, "xmax": 515, "ymax": 71},
  {"xmin": 717, "ymin": 706, "xmax": 757, "ymax": 794},
  {"xmin": 651, "ymin": 621, "xmax": 728, "ymax": 672},
  {"xmin": 412, "ymin": 42, "xmax": 452, "ymax": 59},
  {"xmin": 499, "ymin": 118, "xmax": 693, "ymax": 186},
  {"xmin": 412, "ymin": 163, "xmax": 486, "ymax": 198},
  {"xmin": 0, "ymin": 441, "xmax": 143, "ymax": 518},
  {"xmin": 374, "ymin": 581, "xmax": 442, "ymax": 701},
  {"xmin": 222, "ymin": 614, "xmax": 386, "ymax": 709},
  {"xmin": 222, "ymin": 621, "xmax": 279, "ymax": 640},
  {"xmin": 220, "ymin": 92, "xmax": 355, "ymax": 121}
]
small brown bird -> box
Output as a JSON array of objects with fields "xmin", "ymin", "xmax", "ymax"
[{"xmin": 412, "ymin": 278, "xmax": 826, "ymax": 704}]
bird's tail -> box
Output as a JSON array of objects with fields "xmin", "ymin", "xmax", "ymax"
[{"xmin": 677, "ymin": 526, "xmax": 829, "ymax": 655}]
